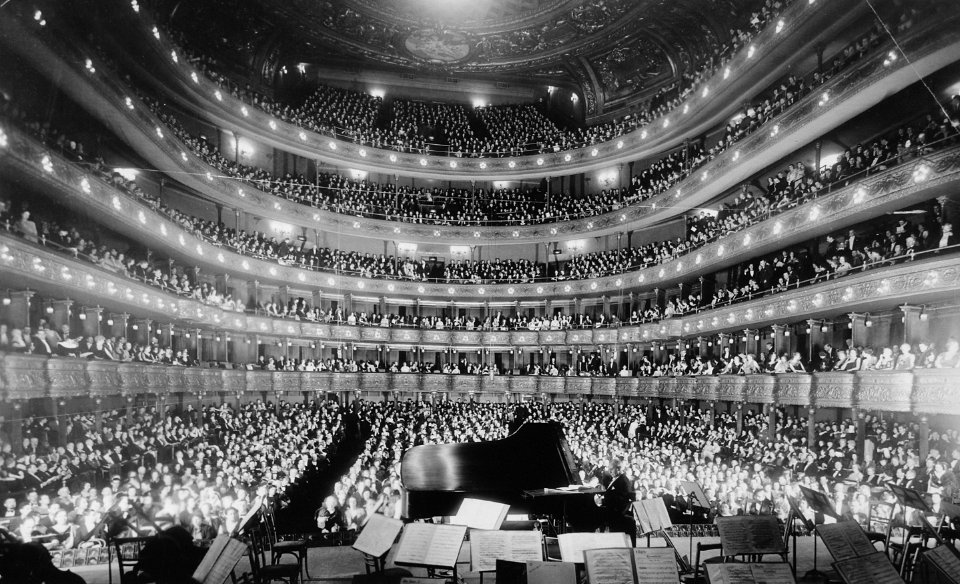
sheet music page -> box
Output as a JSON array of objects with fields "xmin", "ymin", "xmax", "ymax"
[
  {"xmin": 200, "ymin": 538, "xmax": 247, "ymax": 584},
  {"xmin": 748, "ymin": 563, "xmax": 797, "ymax": 584},
  {"xmin": 451, "ymin": 498, "xmax": 510, "ymax": 530},
  {"xmin": 832, "ymin": 552, "xmax": 905, "ymax": 584},
  {"xmin": 583, "ymin": 548, "xmax": 637, "ymax": 584},
  {"xmin": 632, "ymin": 548, "xmax": 680, "ymax": 584},
  {"xmin": 680, "ymin": 481, "xmax": 711, "ymax": 509},
  {"xmin": 925, "ymin": 546, "xmax": 960, "ymax": 580},
  {"xmin": 816, "ymin": 522, "xmax": 876, "ymax": 562},
  {"xmin": 716, "ymin": 516, "xmax": 785, "ymax": 557},
  {"xmin": 353, "ymin": 513, "xmax": 404, "ymax": 558},
  {"xmin": 526, "ymin": 560, "xmax": 577, "ymax": 584},
  {"xmin": 469, "ymin": 530, "xmax": 543, "ymax": 573},
  {"xmin": 633, "ymin": 501, "xmax": 654, "ymax": 534},
  {"xmin": 422, "ymin": 524, "xmax": 468, "ymax": 567},
  {"xmin": 643, "ymin": 499, "xmax": 673, "ymax": 531},
  {"xmin": 706, "ymin": 563, "xmax": 755, "ymax": 584},
  {"xmin": 399, "ymin": 578, "xmax": 448, "ymax": 584},
  {"xmin": 192, "ymin": 534, "xmax": 229, "ymax": 583},
  {"xmin": 394, "ymin": 523, "xmax": 467, "ymax": 568},
  {"xmin": 558, "ymin": 532, "xmax": 631, "ymax": 563}
]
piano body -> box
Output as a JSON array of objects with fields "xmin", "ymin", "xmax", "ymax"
[{"xmin": 400, "ymin": 421, "xmax": 601, "ymax": 530}]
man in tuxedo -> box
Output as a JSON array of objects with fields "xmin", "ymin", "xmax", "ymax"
[{"xmin": 595, "ymin": 458, "xmax": 636, "ymax": 545}]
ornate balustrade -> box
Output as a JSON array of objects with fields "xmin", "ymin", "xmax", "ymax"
[
  {"xmin": 3, "ymin": 353, "xmax": 958, "ymax": 415},
  {"xmin": 3, "ymin": 4, "xmax": 958, "ymax": 246},
  {"xmin": 3, "ymin": 230, "xmax": 960, "ymax": 349},
  {"xmin": 3, "ymin": 118, "xmax": 960, "ymax": 302}
]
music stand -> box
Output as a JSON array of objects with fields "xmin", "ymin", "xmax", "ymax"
[
  {"xmin": 784, "ymin": 496, "xmax": 815, "ymax": 575},
  {"xmin": 798, "ymin": 485, "xmax": 847, "ymax": 581},
  {"xmin": 631, "ymin": 498, "xmax": 691, "ymax": 573},
  {"xmin": 680, "ymin": 480, "xmax": 710, "ymax": 562},
  {"xmin": 886, "ymin": 482, "xmax": 944, "ymax": 545}
]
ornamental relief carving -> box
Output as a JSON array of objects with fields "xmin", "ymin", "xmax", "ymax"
[{"xmin": 200, "ymin": 369, "xmax": 223, "ymax": 392}]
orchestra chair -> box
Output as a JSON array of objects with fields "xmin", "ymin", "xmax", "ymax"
[
  {"xmin": 245, "ymin": 522, "xmax": 300, "ymax": 584},
  {"xmin": 884, "ymin": 520, "xmax": 926, "ymax": 580},
  {"xmin": 110, "ymin": 536, "xmax": 153, "ymax": 584},
  {"xmin": 683, "ymin": 541, "xmax": 725, "ymax": 584},
  {"xmin": 261, "ymin": 504, "xmax": 310, "ymax": 580},
  {"xmin": 864, "ymin": 500, "xmax": 895, "ymax": 551}
]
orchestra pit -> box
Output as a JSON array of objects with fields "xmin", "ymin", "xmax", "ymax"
[{"xmin": 2, "ymin": 0, "xmax": 960, "ymax": 582}]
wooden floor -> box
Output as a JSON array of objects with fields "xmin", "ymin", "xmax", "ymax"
[{"xmin": 67, "ymin": 534, "xmax": 866, "ymax": 583}]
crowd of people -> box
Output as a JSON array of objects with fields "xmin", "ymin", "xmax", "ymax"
[{"xmin": 0, "ymin": 400, "xmax": 344, "ymax": 553}]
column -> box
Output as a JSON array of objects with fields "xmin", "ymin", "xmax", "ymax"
[
  {"xmin": 81, "ymin": 307, "xmax": 103, "ymax": 337},
  {"xmin": 602, "ymin": 296, "xmax": 611, "ymax": 318},
  {"xmin": 918, "ymin": 416, "xmax": 929, "ymax": 461},
  {"xmin": 855, "ymin": 409, "xmax": 866, "ymax": 460},
  {"xmin": 312, "ymin": 290, "xmax": 324, "ymax": 313},
  {"xmin": 899, "ymin": 305, "xmax": 930, "ymax": 346},
  {"xmin": 766, "ymin": 405, "xmax": 776, "ymax": 443},
  {"xmin": 1, "ymin": 290, "xmax": 34, "ymax": 329},
  {"xmin": 279, "ymin": 285, "xmax": 291, "ymax": 308},
  {"xmin": 254, "ymin": 280, "xmax": 263, "ymax": 310},
  {"xmin": 806, "ymin": 319, "xmax": 825, "ymax": 361},
  {"xmin": 215, "ymin": 273, "xmax": 230, "ymax": 297},
  {"xmin": 50, "ymin": 300, "xmax": 74, "ymax": 331},
  {"xmin": 807, "ymin": 407, "xmax": 817, "ymax": 453},
  {"xmin": 847, "ymin": 313, "xmax": 868, "ymax": 347},
  {"xmin": 771, "ymin": 324, "xmax": 788, "ymax": 356},
  {"xmin": 744, "ymin": 329, "xmax": 759, "ymax": 357}
]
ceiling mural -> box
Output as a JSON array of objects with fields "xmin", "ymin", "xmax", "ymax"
[{"xmin": 158, "ymin": 0, "xmax": 761, "ymax": 114}]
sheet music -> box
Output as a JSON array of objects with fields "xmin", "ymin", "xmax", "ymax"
[
  {"xmin": 557, "ymin": 532, "xmax": 631, "ymax": 563},
  {"xmin": 833, "ymin": 552, "xmax": 904, "ymax": 584},
  {"xmin": 715, "ymin": 516, "xmax": 785, "ymax": 557},
  {"xmin": 469, "ymin": 529, "xmax": 543, "ymax": 573},
  {"xmin": 399, "ymin": 578, "xmax": 448, "ymax": 584},
  {"xmin": 632, "ymin": 499, "xmax": 672, "ymax": 533},
  {"xmin": 393, "ymin": 522, "xmax": 467, "ymax": 568},
  {"xmin": 451, "ymin": 498, "xmax": 510, "ymax": 530},
  {"xmin": 352, "ymin": 513, "xmax": 404, "ymax": 558},
  {"xmin": 816, "ymin": 522, "xmax": 877, "ymax": 562},
  {"xmin": 633, "ymin": 548, "xmax": 680, "ymax": 584},
  {"xmin": 526, "ymin": 560, "xmax": 577, "ymax": 584},
  {"xmin": 924, "ymin": 546, "xmax": 960, "ymax": 581},
  {"xmin": 706, "ymin": 563, "xmax": 796, "ymax": 584},
  {"xmin": 584, "ymin": 548, "xmax": 636, "ymax": 584},
  {"xmin": 191, "ymin": 535, "xmax": 247, "ymax": 584}
]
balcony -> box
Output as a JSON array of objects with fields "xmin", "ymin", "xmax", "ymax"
[{"xmin": 1, "ymin": 353, "xmax": 956, "ymax": 418}]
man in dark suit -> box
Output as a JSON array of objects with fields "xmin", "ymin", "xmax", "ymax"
[{"xmin": 595, "ymin": 458, "xmax": 636, "ymax": 545}]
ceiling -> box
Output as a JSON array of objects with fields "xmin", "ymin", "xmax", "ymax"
[{"xmin": 156, "ymin": 0, "xmax": 760, "ymax": 115}]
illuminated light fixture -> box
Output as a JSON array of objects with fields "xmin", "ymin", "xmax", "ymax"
[
  {"xmin": 190, "ymin": 72, "xmax": 199, "ymax": 84},
  {"xmin": 591, "ymin": 148, "xmax": 599, "ymax": 157},
  {"xmin": 299, "ymin": 131, "xmax": 307, "ymax": 141},
  {"xmin": 479, "ymin": 161, "xmax": 487, "ymax": 168},
  {"xmin": 662, "ymin": 119, "xmax": 670, "ymax": 128},
  {"xmin": 238, "ymin": 188, "xmax": 245, "ymax": 197},
  {"xmin": 813, "ymin": 294, "xmax": 824, "ymax": 307},
  {"xmin": 329, "ymin": 142, "xmax": 338, "ymax": 150},
  {"xmin": 155, "ymin": 127, "xmax": 164, "ymax": 138},
  {"xmin": 152, "ymin": 26, "xmax": 160, "ymax": 40},
  {"xmin": 478, "ymin": 288, "xmax": 485, "ymax": 295},
  {"xmin": 658, "ymin": 269, "xmax": 665, "ymax": 278},
  {"xmin": 132, "ymin": 324, "xmax": 139, "ymax": 331},
  {"xmin": 123, "ymin": 97, "xmax": 135, "ymax": 111},
  {"xmin": 723, "ymin": 67, "xmax": 731, "ymax": 79},
  {"xmin": 820, "ymin": 324, "xmax": 829, "ymax": 333},
  {"xmin": 747, "ymin": 45, "xmax": 756, "ymax": 58},
  {"xmin": 563, "ymin": 154, "xmax": 572, "ymax": 162},
  {"xmin": 84, "ymin": 59, "xmax": 95, "ymax": 74},
  {"xmin": 269, "ymin": 121, "xmax": 277, "ymax": 130},
  {"xmin": 180, "ymin": 151, "xmax": 188, "ymax": 162},
  {"xmin": 420, "ymin": 158, "xmax": 427, "ymax": 166},
  {"xmin": 78, "ymin": 312, "xmax": 86, "ymax": 320},
  {"xmin": 240, "ymin": 106, "xmax": 249, "ymax": 117},
  {"xmin": 170, "ymin": 51, "xmax": 178, "ymax": 63},
  {"xmin": 107, "ymin": 319, "xmax": 114, "ymax": 326},
  {"xmin": 788, "ymin": 300, "xmax": 797, "ymax": 312},
  {"xmin": 80, "ymin": 177, "xmax": 91, "ymax": 194},
  {"xmin": 776, "ymin": 19, "xmax": 785, "ymax": 33},
  {"xmin": 912, "ymin": 164, "xmax": 930, "ymax": 183},
  {"xmin": 507, "ymin": 287, "xmax": 515, "ymax": 295},
  {"xmin": 853, "ymin": 187, "xmax": 866, "ymax": 203},
  {"xmin": 883, "ymin": 50, "xmax": 898, "ymax": 67},
  {"xmin": 390, "ymin": 154, "xmax": 398, "ymax": 162},
  {"xmin": 357, "ymin": 281, "xmax": 365, "ymax": 289},
  {"xmin": 702, "ymin": 87, "xmax": 709, "ymax": 98},
  {"xmin": 818, "ymin": 91, "xmax": 830, "ymax": 106},
  {"xmin": 359, "ymin": 149, "xmax": 366, "ymax": 157},
  {"xmin": 770, "ymin": 124, "xmax": 780, "ymax": 137},
  {"xmin": 537, "ymin": 158, "xmax": 544, "ymax": 165},
  {"xmin": 387, "ymin": 284, "xmax": 396, "ymax": 292},
  {"xmin": 274, "ymin": 202, "xmax": 281, "ymax": 210},
  {"xmin": 701, "ymin": 171, "xmax": 708, "ymax": 182},
  {"xmin": 41, "ymin": 155, "xmax": 53, "ymax": 173},
  {"xmin": 449, "ymin": 160, "xmax": 457, "ymax": 168},
  {"xmin": 508, "ymin": 161, "xmax": 517, "ymax": 168},
  {"xmin": 641, "ymin": 130, "xmax": 648, "ymax": 139},
  {"xmin": 195, "ymin": 244, "xmax": 204, "ymax": 256},
  {"xmin": 550, "ymin": 227, "xmax": 558, "ymax": 235}
]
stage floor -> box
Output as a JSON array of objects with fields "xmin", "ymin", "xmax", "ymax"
[{"xmin": 69, "ymin": 534, "xmax": 861, "ymax": 583}]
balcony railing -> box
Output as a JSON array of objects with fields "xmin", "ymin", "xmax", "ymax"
[{"xmin": 2, "ymin": 353, "xmax": 956, "ymax": 418}]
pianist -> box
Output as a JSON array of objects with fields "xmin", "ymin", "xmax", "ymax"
[{"xmin": 594, "ymin": 458, "xmax": 636, "ymax": 544}]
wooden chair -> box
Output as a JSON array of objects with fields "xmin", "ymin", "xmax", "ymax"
[
  {"xmin": 261, "ymin": 504, "xmax": 309, "ymax": 579},
  {"xmin": 110, "ymin": 536, "xmax": 153, "ymax": 584},
  {"xmin": 684, "ymin": 542, "xmax": 725, "ymax": 584},
  {"xmin": 245, "ymin": 523, "xmax": 300, "ymax": 584}
]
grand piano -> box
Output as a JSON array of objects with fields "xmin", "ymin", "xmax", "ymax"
[{"xmin": 400, "ymin": 421, "xmax": 602, "ymax": 531}]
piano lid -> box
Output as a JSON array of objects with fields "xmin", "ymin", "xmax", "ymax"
[{"xmin": 400, "ymin": 421, "xmax": 580, "ymax": 496}]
